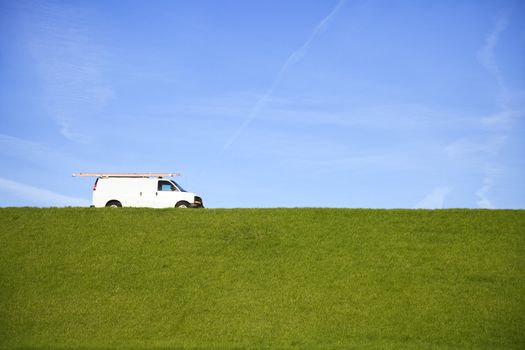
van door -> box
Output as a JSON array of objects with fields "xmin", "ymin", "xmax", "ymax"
[
  {"xmin": 137, "ymin": 179, "xmax": 157, "ymax": 207},
  {"xmin": 155, "ymin": 180, "xmax": 179, "ymax": 208}
]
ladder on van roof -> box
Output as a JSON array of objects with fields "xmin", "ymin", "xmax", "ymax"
[{"xmin": 72, "ymin": 173, "xmax": 180, "ymax": 178}]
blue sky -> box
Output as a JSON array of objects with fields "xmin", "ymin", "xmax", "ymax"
[{"xmin": 1, "ymin": 0, "xmax": 524, "ymax": 208}]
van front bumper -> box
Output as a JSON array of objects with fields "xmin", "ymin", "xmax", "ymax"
[{"xmin": 192, "ymin": 196, "xmax": 204, "ymax": 208}]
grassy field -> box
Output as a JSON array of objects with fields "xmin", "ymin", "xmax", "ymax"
[{"xmin": 0, "ymin": 208, "xmax": 524, "ymax": 349}]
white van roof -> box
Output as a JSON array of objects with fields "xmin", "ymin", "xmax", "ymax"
[{"xmin": 72, "ymin": 172, "xmax": 180, "ymax": 178}]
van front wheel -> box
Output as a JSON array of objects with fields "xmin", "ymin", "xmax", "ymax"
[
  {"xmin": 106, "ymin": 200, "xmax": 122, "ymax": 208},
  {"xmin": 175, "ymin": 201, "xmax": 190, "ymax": 208}
]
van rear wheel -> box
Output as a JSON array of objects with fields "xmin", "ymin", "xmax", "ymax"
[
  {"xmin": 175, "ymin": 201, "xmax": 190, "ymax": 208},
  {"xmin": 106, "ymin": 200, "xmax": 122, "ymax": 208}
]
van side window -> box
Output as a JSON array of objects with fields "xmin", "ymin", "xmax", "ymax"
[{"xmin": 158, "ymin": 180, "xmax": 176, "ymax": 191}]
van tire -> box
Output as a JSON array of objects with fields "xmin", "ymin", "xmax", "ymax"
[
  {"xmin": 175, "ymin": 201, "xmax": 190, "ymax": 208},
  {"xmin": 106, "ymin": 200, "xmax": 122, "ymax": 208}
]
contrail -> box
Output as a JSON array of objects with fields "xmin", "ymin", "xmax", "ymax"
[{"xmin": 199, "ymin": 0, "xmax": 347, "ymax": 178}]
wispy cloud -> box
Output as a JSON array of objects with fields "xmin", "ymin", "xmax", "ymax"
[
  {"xmin": 414, "ymin": 187, "xmax": 452, "ymax": 209},
  {"xmin": 19, "ymin": 0, "xmax": 112, "ymax": 142},
  {"xmin": 1, "ymin": 134, "xmax": 65, "ymax": 163},
  {"xmin": 0, "ymin": 177, "xmax": 90, "ymax": 207},
  {"xmin": 467, "ymin": 13, "xmax": 517, "ymax": 208},
  {"xmin": 261, "ymin": 102, "xmax": 481, "ymax": 131},
  {"xmin": 477, "ymin": 14, "xmax": 508, "ymax": 99},
  {"xmin": 444, "ymin": 136, "xmax": 506, "ymax": 158},
  {"xmin": 475, "ymin": 168, "xmax": 497, "ymax": 209},
  {"xmin": 480, "ymin": 93, "xmax": 525, "ymax": 131},
  {"xmin": 200, "ymin": 0, "xmax": 348, "ymax": 176},
  {"xmin": 441, "ymin": 13, "xmax": 523, "ymax": 208},
  {"xmin": 0, "ymin": 133, "xmax": 93, "ymax": 170}
]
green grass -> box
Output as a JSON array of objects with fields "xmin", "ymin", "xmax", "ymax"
[{"xmin": 0, "ymin": 208, "xmax": 524, "ymax": 349}]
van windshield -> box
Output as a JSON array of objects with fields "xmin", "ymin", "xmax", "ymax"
[{"xmin": 172, "ymin": 181, "xmax": 186, "ymax": 192}]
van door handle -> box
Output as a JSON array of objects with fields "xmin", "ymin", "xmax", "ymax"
[
  {"xmin": 140, "ymin": 192, "xmax": 142, "ymax": 196},
  {"xmin": 155, "ymin": 192, "xmax": 158, "ymax": 196}
]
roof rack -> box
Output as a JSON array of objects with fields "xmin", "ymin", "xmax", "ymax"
[{"xmin": 72, "ymin": 172, "xmax": 180, "ymax": 178}]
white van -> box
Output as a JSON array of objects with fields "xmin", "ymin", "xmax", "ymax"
[{"xmin": 77, "ymin": 173, "xmax": 203, "ymax": 208}]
